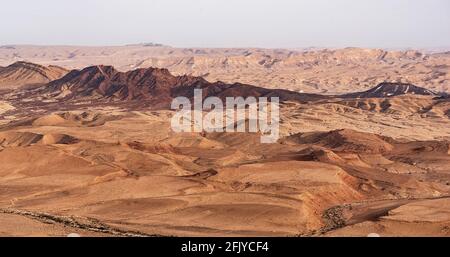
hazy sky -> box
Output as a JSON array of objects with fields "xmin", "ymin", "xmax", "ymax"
[{"xmin": 0, "ymin": 0, "xmax": 449, "ymax": 48}]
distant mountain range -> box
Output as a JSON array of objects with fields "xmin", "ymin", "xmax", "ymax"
[
  {"xmin": 0, "ymin": 61, "xmax": 445, "ymax": 109},
  {"xmin": 0, "ymin": 46, "xmax": 448, "ymax": 94}
]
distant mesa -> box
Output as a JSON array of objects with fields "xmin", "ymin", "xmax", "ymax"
[
  {"xmin": 126, "ymin": 42, "xmax": 166, "ymax": 47},
  {"xmin": 142, "ymin": 42, "xmax": 165, "ymax": 47},
  {"xmin": 0, "ymin": 61, "xmax": 68, "ymax": 89},
  {"xmin": 342, "ymin": 82, "xmax": 438, "ymax": 98},
  {"xmin": 0, "ymin": 45, "xmax": 16, "ymax": 50}
]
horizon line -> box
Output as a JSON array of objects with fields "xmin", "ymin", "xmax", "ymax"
[{"xmin": 1, "ymin": 43, "xmax": 450, "ymax": 52}]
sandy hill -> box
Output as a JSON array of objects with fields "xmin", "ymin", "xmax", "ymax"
[
  {"xmin": 286, "ymin": 129, "xmax": 395, "ymax": 154},
  {"xmin": 0, "ymin": 61, "xmax": 67, "ymax": 89}
]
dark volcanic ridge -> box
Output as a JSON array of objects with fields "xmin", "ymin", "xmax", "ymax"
[
  {"xmin": 342, "ymin": 82, "xmax": 438, "ymax": 98},
  {"xmin": 37, "ymin": 65, "xmax": 325, "ymax": 107}
]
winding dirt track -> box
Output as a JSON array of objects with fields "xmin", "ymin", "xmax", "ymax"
[{"xmin": 0, "ymin": 208, "xmax": 159, "ymax": 237}]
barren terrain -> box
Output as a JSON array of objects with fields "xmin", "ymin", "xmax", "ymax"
[{"xmin": 0, "ymin": 57, "xmax": 449, "ymax": 236}]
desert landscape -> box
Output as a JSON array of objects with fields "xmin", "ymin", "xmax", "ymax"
[
  {"xmin": 1, "ymin": 45, "xmax": 449, "ymax": 94},
  {"xmin": 0, "ymin": 48, "xmax": 449, "ymax": 236}
]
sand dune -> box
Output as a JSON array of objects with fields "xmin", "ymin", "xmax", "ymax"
[{"xmin": 32, "ymin": 112, "xmax": 112, "ymax": 127}]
